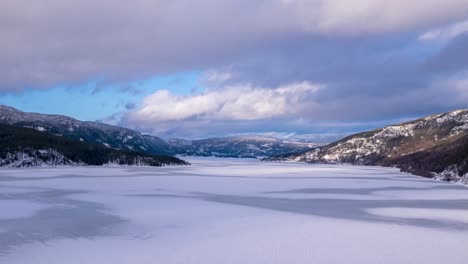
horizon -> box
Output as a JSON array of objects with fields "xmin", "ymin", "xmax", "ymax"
[{"xmin": 1, "ymin": 103, "xmax": 467, "ymax": 143}]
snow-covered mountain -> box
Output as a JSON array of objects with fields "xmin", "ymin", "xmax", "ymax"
[
  {"xmin": 0, "ymin": 105, "xmax": 173, "ymax": 155},
  {"xmin": 269, "ymin": 109, "xmax": 468, "ymax": 184},
  {"xmin": 228, "ymin": 132, "xmax": 333, "ymax": 144},
  {"xmin": 169, "ymin": 136, "xmax": 316, "ymax": 158},
  {"xmin": 0, "ymin": 106, "xmax": 316, "ymax": 159},
  {"xmin": 0, "ymin": 124, "xmax": 188, "ymax": 167}
]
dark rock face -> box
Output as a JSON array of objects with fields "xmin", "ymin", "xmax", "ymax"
[{"xmin": 271, "ymin": 110, "xmax": 468, "ymax": 183}]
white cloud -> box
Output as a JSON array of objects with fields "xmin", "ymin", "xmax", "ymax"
[
  {"xmin": 286, "ymin": 0, "xmax": 468, "ymax": 33},
  {"xmin": 202, "ymin": 70, "xmax": 235, "ymax": 85},
  {"xmin": 127, "ymin": 81, "xmax": 322, "ymax": 122},
  {"xmin": 419, "ymin": 19, "xmax": 468, "ymax": 42}
]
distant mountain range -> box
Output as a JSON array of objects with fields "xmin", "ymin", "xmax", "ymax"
[
  {"xmin": 169, "ymin": 136, "xmax": 315, "ymax": 158},
  {"xmin": 268, "ymin": 109, "xmax": 468, "ymax": 184},
  {"xmin": 0, "ymin": 106, "xmax": 314, "ymax": 166}
]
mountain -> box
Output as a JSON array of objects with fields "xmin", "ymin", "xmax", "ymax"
[
  {"xmin": 0, "ymin": 124, "xmax": 188, "ymax": 167},
  {"xmin": 0, "ymin": 105, "xmax": 173, "ymax": 155},
  {"xmin": 0, "ymin": 105, "xmax": 315, "ymax": 160},
  {"xmin": 169, "ymin": 136, "xmax": 315, "ymax": 158},
  {"xmin": 268, "ymin": 109, "xmax": 468, "ymax": 184}
]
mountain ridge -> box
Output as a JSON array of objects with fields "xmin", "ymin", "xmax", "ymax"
[
  {"xmin": 169, "ymin": 136, "xmax": 316, "ymax": 158},
  {"xmin": 0, "ymin": 105, "xmax": 173, "ymax": 155},
  {"xmin": 0, "ymin": 124, "xmax": 188, "ymax": 167},
  {"xmin": 267, "ymin": 109, "xmax": 468, "ymax": 184},
  {"xmin": 0, "ymin": 105, "xmax": 315, "ymax": 160}
]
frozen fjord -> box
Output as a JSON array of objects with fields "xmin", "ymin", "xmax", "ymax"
[{"xmin": 0, "ymin": 158, "xmax": 468, "ymax": 264}]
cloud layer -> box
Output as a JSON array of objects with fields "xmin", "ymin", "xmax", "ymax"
[
  {"xmin": 2, "ymin": 0, "xmax": 468, "ymax": 139},
  {"xmin": 2, "ymin": 0, "xmax": 468, "ymax": 90}
]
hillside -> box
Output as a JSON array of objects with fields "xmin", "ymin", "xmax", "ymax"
[
  {"xmin": 0, "ymin": 124, "xmax": 188, "ymax": 167},
  {"xmin": 269, "ymin": 109, "xmax": 468, "ymax": 184},
  {"xmin": 0, "ymin": 105, "xmax": 173, "ymax": 155}
]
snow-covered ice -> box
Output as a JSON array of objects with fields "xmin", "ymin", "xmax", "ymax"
[{"xmin": 0, "ymin": 157, "xmax": 468, "ymax": 263}]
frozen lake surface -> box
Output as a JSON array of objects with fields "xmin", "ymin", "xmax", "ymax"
[{"xmin": 1, "ymin": 158, "xmax": 468, "ymax": 264}]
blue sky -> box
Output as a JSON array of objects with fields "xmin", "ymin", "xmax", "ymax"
[
  {"xmin": 1, "ymin": 0, "xmax": 468, "ymax": 140},
  {"xmin": 0, "ymin": 72, "xmax": 201, "ymax": 121}
]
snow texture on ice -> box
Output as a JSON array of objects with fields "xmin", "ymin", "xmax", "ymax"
[{"xmin": 0, "ymin": 157, "xmax": 467, "ymax": 263}]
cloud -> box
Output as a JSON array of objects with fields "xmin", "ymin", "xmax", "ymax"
[
  {"xmin": 3, "ymin": 0, "xmax": 468, "ymax": 139},
  {"xmin": 126, "ymin": 81, "xmax": 322, "ymax": 122},
  {"xmin": 424, "ymin": 32, "xmax": 468, "ymax": 73},
  {"xmin": 125, "ymin": 102, "xmax": 136, "ymax": 110},
  {"xmin": 419, "ymin": 19, "xmax": 468, "ymax": 42},
  {"xmin": 2, "ymin": 0, "xmax": 468, "ymax": 91},
  {"xmin": 289, "ymin": 0, "xmax": 468, "ymax": 34},
  {"xmin": 120, "ymin": 59, "xmax": 468, "ymax": 139},
  {"xmin": 431, "ymin": 70, "xmax": 468, "ymax": 101},
  {"xmin": 202, "ymin": 70, "xmax": 235, "ymax": 85}
]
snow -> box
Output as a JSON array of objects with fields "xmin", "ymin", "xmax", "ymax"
[
  {"xmin": 375, "ymin": 124, "xmax": 416, "ymax": 138},
  {"xmin": 318, "ymin": 123, "xmax": 418, "ymax": 162},
  {"xmin": 0, "ymin": 200, "xmax": 49, "ymax": 219},
  {"xmin": 289, "ymin": 109, "xmax": 468, "ymax": 175},
  {"xmin": 0, "ymin": 158, "xmax": 468, "ymax": 264},
  {"xmin": 369, "ymin": 208, "xmax": 468, "ymax": 224},
  {"xmin": 0, "ymin": 149, "xmax": 78, "ymax": 167},
  {"xmin": 122, "ymin": 135, "xmax": 134, "ymax": 143}
]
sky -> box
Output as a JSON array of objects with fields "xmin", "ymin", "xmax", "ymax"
[{"xmin": 1, "ymin": 0, "xmax": 468, "ymax": 141}]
